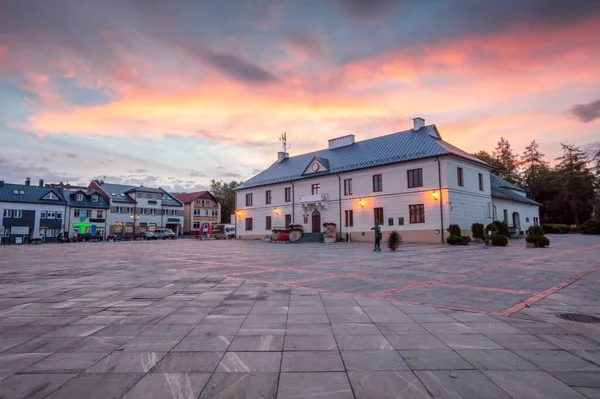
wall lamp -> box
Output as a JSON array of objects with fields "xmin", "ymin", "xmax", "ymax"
[
  {"xmin": 235, "ymin": 210, "xmax": 242, "ymax": 216},
  {"xmin": 432, "ymin": 191, "xmax": 439, "ymax": 201},
  {"xmin": 273, "ymin": 207, "xmax": 279, "ymax": 215},
  {"xmin": 358, "ymin": 198, "xmax": 365, "ymax": 207}
]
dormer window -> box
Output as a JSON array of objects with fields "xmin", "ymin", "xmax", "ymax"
[
  {"xmin": 76, "ymin": 194, "xmax": 83, "ymax": 201},
  {"xmin": 92, "ymin": 195, "xmax": 98, "ymax": 202},
  {"xmin": 110, "ymin": 193, "xmax": 116, "ymax": 196},
  {"xmin": 45, "ymin": 192, "xmax": 58, "ymax": 200}
]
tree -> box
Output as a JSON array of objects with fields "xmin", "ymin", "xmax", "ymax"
[
  {"xmin": 493, "ymin": 137, "xmax": 519, "ymax": 184},
  {"xmin": 554, "ymin": 144, "xmax": 595, "ymax": 226},
  {"xmin": 519, "ymin": 140, "xmax": 549, "ymax": 201},
  {"xmin": 473, "ymin": 150, "xmax": 502, "ymax": 171},
  {"xmin": 210, "ymin": 180, "xmax": 240, "ymax": 223}
]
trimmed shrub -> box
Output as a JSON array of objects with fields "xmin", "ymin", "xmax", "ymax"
[
  {"xmin": 541, "ymin": 224, "xmax": 570, "ymax": 234},
  {"xmin": 388, "ymin": 231, "xmax": 401, "ymax": 250},
  {"xmin": 471, "ymin": 223, "xmax": 484, "ymax": 239},
  {"xmin": 490, "ymin": 234, "xmax": 508, "ymax": 246},
  {"xmin": 446, "ymin": 235, "xmax": 462, "ymax": 245},
  {"xmin": 527, "ymin": 225, "xmax": 545, "ymax": 237},
  {"xmin": 447, "ymin": 224, "xmax": 461, "ymax": 237},
  {"xmin": 526, "ymin": 235, "xmax": 550, "ymax": 247},
  {"xmin": 581, "ymin": 219, "xmax": 600, "ymax": 235}
]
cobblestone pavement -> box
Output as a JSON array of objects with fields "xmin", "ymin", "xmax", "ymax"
[{"xmin": 0, "ymin": 235, "xmax": 598, "ymax": 398}]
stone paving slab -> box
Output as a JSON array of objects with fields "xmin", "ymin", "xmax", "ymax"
[{"xmin": 0, "ymin": 235, "xmax": 598, "ymax": 397}]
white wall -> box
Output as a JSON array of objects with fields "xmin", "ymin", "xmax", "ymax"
[{"xmin": 492, "ymin": 198, "xmax": 540, "ymax": 233}]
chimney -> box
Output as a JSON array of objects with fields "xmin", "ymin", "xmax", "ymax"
[
  {"xmin": 413, "ymin": 117, "xmax": 425, "ymax": 131},
  {"xmin": 38, "ymin": 179, "xmax": 44, "ymax": 187},
  {"xmin": 328, "ymin": 135, "xmax": 355, "ymax": 149},
  {"xmin": 25, "ymin": 177, "xmax": 31, "ymax": 186},
  {"xmin": 277, "ymin": 152, "xmax": 289, "ymax": 163}
]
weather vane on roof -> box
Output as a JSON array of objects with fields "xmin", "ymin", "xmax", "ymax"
[{"xmin": 280, "ymin": 132, "xmax": 291, "ymax": 153}]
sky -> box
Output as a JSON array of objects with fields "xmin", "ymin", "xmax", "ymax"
[{"xmin": 1, "ymin": 0, "xmax": 599, "ymax": 192}]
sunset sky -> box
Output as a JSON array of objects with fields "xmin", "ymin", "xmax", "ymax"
[{"xmin": 1, "ymin": 0, "xmax": 599, "ymax": 191}]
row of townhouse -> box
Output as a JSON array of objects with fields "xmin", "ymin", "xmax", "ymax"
[
  {"xmin": 0, "ymin": 178, "xmax": 222, "ymax": 243},
  {"xmin": 234, "ymin": 118, "xmax": 541, "ymax": 243}
]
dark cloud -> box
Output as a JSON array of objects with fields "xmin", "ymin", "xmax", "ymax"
[
  {"xmin": 189, "ymin": 170, "xmax": 207, "ymax": 178},
  {"xmin": 222, "ymin": 172, "xmax": 241, "ymax": 178},
  {"xmin": 283, "ymin": 30, "xmax": 324, "ymax": 56},
  {"xmin": 571, "ymin": 98, "xmax": 600, "ymax": 123},
  {"xmin": 199, "ymin": 50, "xmax": 279, "ymax": 84},
  {"xmin": 336, "ymin": 0, "xmax": 400, "ymax": 22}
]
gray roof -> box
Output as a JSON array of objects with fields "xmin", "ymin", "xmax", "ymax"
[
  {"xmin": 64, "ymin": 189, "xmax": 110, "ymax": 209},
  {"xmin": 236, "ymin": 125, "xmax": 490, "ymax": 190},
  {"xmin": 0, "ymin": 183, "xmax": 68, "ymax": 205},
  {"xmin": 94, "ymin": 181, "xmax": 183, "ymax": 207},
  {"xmin": 490, "ymin": 174, "xmax": 540, "ymax": 206}
]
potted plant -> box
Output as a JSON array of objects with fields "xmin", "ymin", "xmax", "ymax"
[
  {"xmin": 471, "ymin": 223, "xmax": 484, "ymax": 242},
  {"xmin": 388, "ymin": 231, "xmax": 401, "ymax": 251},
  {"xmin": 322, "ymin": 222, "xmax": 337, "ymax": 243},
  {"xmin": 484, "ymin": 221, "xmax": 509, "ymax": 247}
]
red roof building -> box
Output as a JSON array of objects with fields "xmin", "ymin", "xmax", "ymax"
[{"xmin": 173, "ymin": 191, "xmax": 221, "ymax": 235}]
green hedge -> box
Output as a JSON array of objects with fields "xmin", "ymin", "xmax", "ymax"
[
  {"xmin": 541, "ymin": 224, "xmax": 570, "ymax": 234},
  {"xmin": 581, "ymin": 219, "xmax": 600, "ymax": 235},
  {"xmin": 447, "ymin": 224, "xmax": 461, "ymax": 236},
  {"xmin": 447, "ymin": 235, "xmax": 471, "ymax": 245},
  {"xmin": 490, "ymin": 234, "xmax": 508, "ymax": 246},
  {"xmin": 471, "ymin": 223, "xmax": 484, "ymax": 239}
]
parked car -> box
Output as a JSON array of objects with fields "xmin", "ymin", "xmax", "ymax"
[
  {"xmin": 153, "ymin": 228, "xmax": 176, "ymax": 240},
  {"xmin": 77, "ymin": 233, "xmax": 102, "ymax": 242},
  {"xmin": 136, "ymin": 232, "xmax": 158, "ymax": 240}
]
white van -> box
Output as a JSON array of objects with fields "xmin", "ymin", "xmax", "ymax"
[{"xmin": 214, "ymin": 224, "xmax": 236, "ymax": 239}]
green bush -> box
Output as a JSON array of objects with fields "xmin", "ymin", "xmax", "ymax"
[
  {"xmin": 490, "ymin": 234, "xmax": 508, "ymax": 246},
  {"xmin": 581, "ymin": 219, "xmax": 600, "ymax": 235},
  {"xmin": 446, "ymin": 235, "xmax": 462, "ymax": 245},
  {"xmin": 541, "ymin": 224, "xmax": 570, "ymax": 234},
  {"xmin": 526, "ymin": 235, "xmax": 550, "ymax": 247},
  {"xmin": 484, "ymin": 221, "xmax": 509, "ymax": 244},
  {"xmin": 527, "ymin": 225, "xmax": 545, "ymax": 237},
  {"xmin": 447, "ymin": 224, "xmax": 461, "ymax": 236},
  {"xmin": 388, "ymin": 231, "xmax": 401, "ymax": 250},
  {"xmin": 471, "ymin": 223, "xmax": 484, "ymax": 239},
  {"xmin": 462, "ymin": 236, "xmax": 472, "ymax": 245}
]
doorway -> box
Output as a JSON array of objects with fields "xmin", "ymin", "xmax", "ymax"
[
  {"xmin": 311, "ymin": 210, "xmax": 321, "ymax": 233},
  {"xmin": 512, "ymin": 212, "xmax": 521, "ymax": 234}
]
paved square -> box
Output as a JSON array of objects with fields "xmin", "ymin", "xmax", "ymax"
[{"xmin": 0, "ymin": 234, "xmax": 598, "ymax": 398}]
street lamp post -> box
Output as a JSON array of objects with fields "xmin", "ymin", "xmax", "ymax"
[{"xmin": 130, "ymin": 214, "xmax": 140, "ymax": 239}]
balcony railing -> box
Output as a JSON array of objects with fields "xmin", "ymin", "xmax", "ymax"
[{"xmin": 299, "ymin": 193, "xmax": 328, "ymax": 209}]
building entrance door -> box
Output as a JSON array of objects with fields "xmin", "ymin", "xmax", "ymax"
[{"xmin": 311, "ymin": 210, "xmax": 321, "ymax": 233}]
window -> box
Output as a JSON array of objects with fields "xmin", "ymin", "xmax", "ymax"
[
  {"xmin": 111, "ymin": 193, "xmax": 116, "ymax": 196},
  {"xmin": 526, "ymin": 217, "xmax": 530, "ymax": 223},
  {"xmin": 407, "ymin": 169, "xmax": 423, "ymax": 188},
  {"xmin": 76, "ymin": 194, "xmax": 83, "ymax": 201},
  {"xmin": 344, "ymin": 179, "xmax": 352, "ymax": 195},
  {"xmin": 40, "ymin": 211, "xmax": 46, "ymax": 219},
  {"xmin": 266, "ymin": 216, "xmax": 272, "ymax": 230},
  {"xmin": 285, "ymin": 214, "xmax": 291, "ymax": 228},
  {"xmin": 265, "ymin": 190, "xmax": 271, "ymax": 205},
  {"xmin": 172, "ymin": 210, "xmax": 178, "ymax": 216},
  {"xmin": 115, "ymin": 207, "xmax": 122, "ymax": 214},
  {"xmin": 196, "ymin": 199, "xmax": 202, "ymax": 205},
  {"xmin": 194, "ymin": 208, "xmax": 201, "ymax": 216},
  {"xmin": 245, "ymin": 193, "xmax": 253, "ymax": 207},
  {"xmin": 141, "ymin": 193, "xmax": 147, "ymax": 199},
  {"xmin": 150, "ymin": 209, "xmax": 157, "ymax": 215},
  {"xmin": 211, "ymin": 210, "xmax": 218, "ymax": 216},
  {"xmin": 46, "ymin": 192, "xmax": 58, "ymax": 200},
  {"xmin": 372, "ymin": 174, "xmax": 383, "ymax": 192},
  {"xmin": 245, "ymin": 218, "xmax": 253, "ymax": 231},
  {"xmin": 311, "ymin": 184, "xmax": 320, "ymax": 195},
  {"xmin": 503, "ymin": 209, "xmax": 508, "ymax": 223},
  {"xmin": 374, "ymin": 207, "xmax": 384, "ymax": 225},
  {"xmin": 141, "ymin": 208, "xmax": 148, "ymax": 215},
  {"xmin": 398, "ymin": 217, "xmax": 404, "ymax": 226},
  {"xmin": 388, "ymin": 218, "xmax": 394, "ymax": 226},
  {"xmin": 163, "ymin": 209, "xmax": 169, "ymax": 215},
  {"xmin": 47, "ymin": 211, "xmax": 56, "ymax": 219},
  {"xmin": 96, "ymin": 210, "xmax": 103, "ymax": 218},
  {"xmin": 204, "ymin": 209, "xmax": 209, "ymax": 216},
  {"xmin": 409, "ymin": 204, "xmax": 425, "ymax": 224},
  {"xmin": 344, "ymin": 210, "xmax": 354, "ymax": 227},
  {"xmin": 56, "ymin": 212, "xmax": 62, "ymax": 219},
  {"xmin": 74, "ymin": 209, "xmax": 80, "ymax": 218},
  {"xmin": 478, "ymin": 173, "xmax": 484, "ymax": 191},
  {"xmin": 3, "ymin": 209, "xmax": 11, "ymax": 217},
  {"xmin": 284, "ymin": 187, "xmax": 291, "ymax": 202},
  {"xmin": 92, "ymin": 195, "xmax": 98, "ymax": 202},
  {"xmin": 193, "ymin": 222, "xmax": 200, "ymax": 229},
  {"xmin": 533, "ymin": 217, "xmax": 539, "ymax": 226},
  {"xmin": 457, "ymin": 167, "xmax": 464, "ymax": 187},
  {"xmin": 12, "ymin": 209, "xmax": 22, "ymax": 218}
]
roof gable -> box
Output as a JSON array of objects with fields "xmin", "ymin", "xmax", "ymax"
[
  {"xmin": 0, "ymin": 183, "xmax": 67, "ymax": 205},
  {"xmin": 302, "ymin": 157, "xmax": 330, "ymax": 176},
  {"xmin": 173, "ymin": 191, "xmax": 217, "ymax": 204}
]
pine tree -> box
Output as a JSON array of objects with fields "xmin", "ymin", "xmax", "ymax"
[
  {"xmin": 493, "ymin": 137, "xmax": 519, "ymax": 184},
  {"xmin": 519, "ymin": 140, "xmax": 549, "ymax": 201},
  {"xmin": 555, "ymin": 144, "xmax": 595, "ymax": 226}
]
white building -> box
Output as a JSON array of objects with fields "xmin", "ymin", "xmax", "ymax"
[
  {"xmin": 89, "ymin": 180, "xmax": 184, "ymax": 237},
  {"xmin": 234, "ymin": 118, "xmax": 540, "ymax": 243}
]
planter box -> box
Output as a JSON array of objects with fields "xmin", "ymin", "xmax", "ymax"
[{"xmin": 290, "ymin": 230, "xmax": 303, "ymax": 242}]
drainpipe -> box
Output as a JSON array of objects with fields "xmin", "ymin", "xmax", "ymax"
[
  {"xmin": 290, "ymin": 182, "xmax": 295, "ymax": 223},
  {"xmin": 336, "ymin": 174, "xmax": 342, "ymax": 240},
  {"xmin": 436, "ymin": 157, "xmax": 444, "ymax": 243}
]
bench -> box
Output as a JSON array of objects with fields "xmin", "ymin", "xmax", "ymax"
[{"xmin": 29, "ymin": 238, "xmax": 42, "ymax": 245}]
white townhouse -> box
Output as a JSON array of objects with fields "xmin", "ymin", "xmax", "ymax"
[
  {"xmin": 89, "ymin": 180, "xmax": 185, "ymax": 237},
  {"xmin": 234, "ymin": 118, "xmax": 541, "ymax": 243}
]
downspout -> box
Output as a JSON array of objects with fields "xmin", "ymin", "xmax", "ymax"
[
  {"xmin": 336, "ymin": 174, "xmax": 342, "ymax": 240},
  {"xmin": 290, "ymin": 182, "xmax": 295, "ymax": 223},
  {"xmin": 436, "ymin": 157, "xmax": 444, "ymax": 243}
]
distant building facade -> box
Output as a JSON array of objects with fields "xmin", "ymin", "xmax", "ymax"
[
  {"xmin": 173, "ymin": 191, "xmax": 221, "ymax": 235},
  {"xmin": 62, "ymin": 186, "xmax": 111, "ymax": 237}
]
